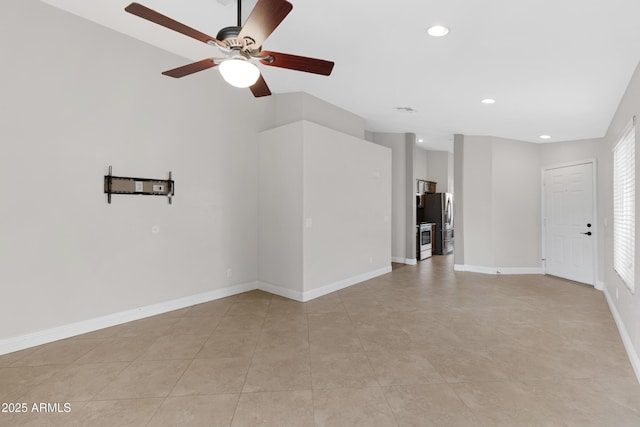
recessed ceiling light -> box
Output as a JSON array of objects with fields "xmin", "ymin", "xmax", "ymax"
[
  {"xmin": 481, "ymin": 98, "xmax": 496, "ymax": 104},
  {"xmin": 427, "ymin": 25, "xmax": 449, "ymax": 37},
  {"xmin": 540, "ymin": 135, "xmax": 552, "ymax": 140},
  {"xmin": 418, "ymin": 138, "xmax": 424, "ymax": 143}
]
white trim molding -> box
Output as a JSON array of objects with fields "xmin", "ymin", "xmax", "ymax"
[
  {"xmin": 301, "ymin": 266, "xmax": 392, "ymax": 302},
  {"xmin": 392, "ymin": 257, "xmax": 417, "ymax": 265},
  {"xmin": 1, "ymin": 265, "xmax": 395, "ymax": 356},
  {"xmin": 257, "ymin": 281, "xmax": 304, "ymax": 302},
  {"xmin": 603, "ymin": 286, "xmax": 640, "ymax": 384},
  {"xmin": 0, "ymin": 281, "xmax": 257, "ymax": 356},
  {"xmin": 258, "ymin": 266, "xmax": 393, "ymax": 303},
  {"xmin": 454, "ymin": 264, "xmax": 544, "ymax": 275}
]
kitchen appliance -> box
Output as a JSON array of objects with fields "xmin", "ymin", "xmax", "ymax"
[
  {"xmin": 424, "ymin": 192, "xmax": 454, "ymax": 254},
  {"xmin": 417, "ymin": 223, "xmax": 434, "ymax": 260}
]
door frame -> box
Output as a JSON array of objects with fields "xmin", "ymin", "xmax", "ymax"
[{"xmin": 541, "ymin": 159, "xmax": 600, "ymax": 289}]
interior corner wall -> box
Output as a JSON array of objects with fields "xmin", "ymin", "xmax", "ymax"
[
  {"xmin": 369, "ymin": 133, "xmax": 409, "ymax": 261},
  {"xmin": 257, "ymin": 123, "xmax": 304, "ymax": 297},
  {"xmin": 0, "ymin": 0, "xmax": 272, "ymax": 344},
  {"xmin": 461, "ymin": 136, "xmax": 495, "ymax": 268},
  {"xmin": 460, "ymin": 135, "xmax": 542, "ymax": 272},
  {"xmin": 491, "ymin": 138, "xmax": 541, "ymax": 268}
]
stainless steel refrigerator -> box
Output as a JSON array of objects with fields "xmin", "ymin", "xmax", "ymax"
[{"xmin": 423, "ymin": 192, "xmax": 454, "ymax": 254}]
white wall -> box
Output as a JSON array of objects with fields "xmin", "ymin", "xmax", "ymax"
[{"xmin": 258, "ymin": 121, "xmax": 392, "ymax": 300}]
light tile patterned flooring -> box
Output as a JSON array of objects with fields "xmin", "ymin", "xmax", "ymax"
[{"xmin": 2, "ymin": 255, "xmax": 640, "ymax": 426}]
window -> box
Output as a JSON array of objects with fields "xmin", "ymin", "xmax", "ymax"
[{"xmin": 613, "ymin": 117, "xmax": 635, "ymax": 292}]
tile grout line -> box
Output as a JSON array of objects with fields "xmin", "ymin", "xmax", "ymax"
[
  {"xmin": 227, "ymin": 293, "xmax": 272, "ymax": 427},
  {"xmin": 338, "ymin": 287, "xmax": 400, "ymax": 426}
]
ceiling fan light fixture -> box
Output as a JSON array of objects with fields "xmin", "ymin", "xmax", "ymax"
[{"xmin": 219, "ymin": 58, "xmax": 260, "ymax": 88}]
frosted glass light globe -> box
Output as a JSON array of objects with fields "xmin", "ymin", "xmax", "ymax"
[{"xmin": 219, "ymin": 59, "xmax": 260, "ymax": 88}]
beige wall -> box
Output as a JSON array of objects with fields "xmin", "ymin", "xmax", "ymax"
[
  {"xmin": 0, "ymin": 0, "xmax": 389, "ymax": 351},
  {"xmin": 303, "ymin": 122, "xmax": 392, "ymax": 294},
  {"xmin": 258, "ymin": 123, "xmax": 305, "ymax": 296},
  {"xmin": 426, "ymin": 150, "xmax": 454, "ymax": 194},
  {"xmin": 0, "ymin": 0, "xmax": 274, "ymax": 343},
  {"xmin": 461, "ymin": 136, "xmax": 496, "ymax": 268},
  {"xmin": 602, "ymin": 62, "xmax": 640, "ymax": 375},
  {"xmin": 271, "ymin": 92, "xmax": 366, "ymax": 139},
  {"xmin": 414, "ymin": 146, "xmax": 428, "ymax": 182},
  {"xmin": 369, "ymin": 133, "xmax": 409, "ymax": 262},
  {"xmin": 458, "ymin": 136, "xmax": 542, "ymax": 272},
  {"xmin": 491, "ymin": 138, "xmax": 541, "ymax": 268},
  {"xmin": 258, "ymin": 121, "xmax": 392, "ymax": 300}
]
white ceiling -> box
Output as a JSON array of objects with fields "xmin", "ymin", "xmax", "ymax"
[{"xmin": 41, "ymin": 0, "xmax": 640, "ymax": 151}]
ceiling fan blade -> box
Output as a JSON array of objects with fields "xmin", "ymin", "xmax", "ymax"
[
  {"xmin": 258, "ymin": 51, "xmax": 334, "ymax": 76},
  {"xmin": 162, "ymin": 59, "xmax": 218, "ymax": 78},
  {"xmin": 125, "ymin": 3, "xmax": 222, "ymax": 46},
  {"xmin": 238, "ymin": 0, "xmax": 293, "ymax": 48},
  {"xmin": 250, "ymin": 74, "xmax": 272, "ymax": 97}
]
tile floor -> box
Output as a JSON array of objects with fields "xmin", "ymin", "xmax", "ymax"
[{"xmin": 1, "ymin": 255, "xmax": 640, "ymax": 426}]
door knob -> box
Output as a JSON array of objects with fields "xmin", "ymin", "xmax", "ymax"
[{"xmin": 581, "ymin": 231, "xmax": 592, "ymax": 236}]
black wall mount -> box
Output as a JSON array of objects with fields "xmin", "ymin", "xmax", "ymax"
[{"xmin": 104, "ymin": 166, "xmax": 174, "ymax": 204}]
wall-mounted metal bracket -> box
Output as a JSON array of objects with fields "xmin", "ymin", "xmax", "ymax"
[{"xmin": 104, "ymin": 166, "xmax": 174, "ymax": 204}]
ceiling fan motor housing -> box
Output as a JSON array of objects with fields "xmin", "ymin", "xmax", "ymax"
[{"xmin": 216, "ymin": 26, "xmax": 257, "ymax": 51}]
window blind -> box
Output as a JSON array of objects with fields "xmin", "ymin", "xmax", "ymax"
[{"xmin": 613, "ymin": 118, "xmax": 635, "ymax": 292}]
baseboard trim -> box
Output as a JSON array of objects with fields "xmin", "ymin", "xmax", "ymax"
[
  {"xmin": 392, "ymin": 257, "xmax": 417, "ymax": 265},
  {"xmin": 257, "ymin": 281, "xmax": 304, "ymax": 302},
  {"xmin": 0, "ymin": 265, "xmax": 395, "ymax": 356},
  {"xmin": 0, "ymin": 281, "xmax": 257, "ymax": 356},
  {"xmin": 454, "ymin": 264, "xmax": 544, "ymax": 275},
  {"xmin": 595, "ymin": 280, "xmax": 605, "ymax": 291},
  {"xmin": 603, "ymin": 286, "xmax": 640, "ymax": 384},
  {"xmin": 302, "ymin": 266, "xmax": 393, "ymax": 302}
]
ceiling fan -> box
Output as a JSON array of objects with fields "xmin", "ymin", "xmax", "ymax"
[{"xmin": 125, "ymin": 0, "xmax": 334, "ymax": 97}]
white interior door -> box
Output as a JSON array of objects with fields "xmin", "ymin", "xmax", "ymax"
[{"xmin": 543, "ymin": 162, "xmax": 595, "ymax": 285}]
